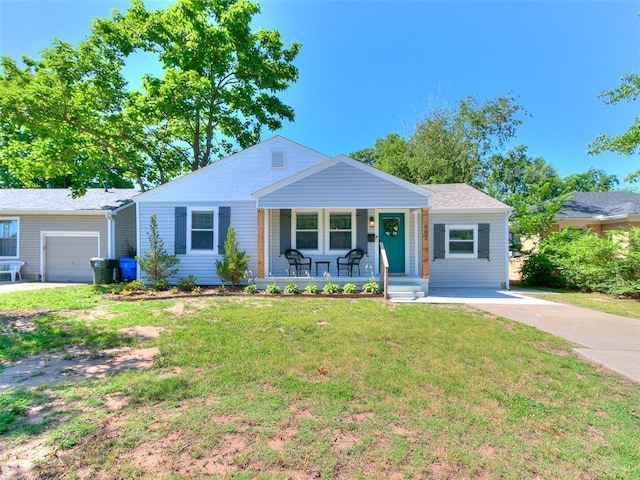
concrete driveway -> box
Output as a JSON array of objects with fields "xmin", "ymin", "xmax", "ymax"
[
  {"xmin": 474, "ymin": 302, "xmax": 640, "ymax": 384},
  {"xmin": 0, "ymin": 281, "xmax": 85, "ymax": 293}
]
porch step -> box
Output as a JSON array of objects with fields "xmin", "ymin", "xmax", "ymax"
[{"xmin": 386, "ymin": 283, "xmax": 426, "ymax": 301}]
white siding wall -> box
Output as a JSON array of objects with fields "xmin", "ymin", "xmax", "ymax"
[
  {"xmin": 138, "ymin": 201, "xmax": 257, "ymax": 285},
  {"xmin": 137, "ymin": 138, "xmax": 329, "ymax": 203},
  {"xmin": 259, "ymin": 163, "xmax": 429, "ymax": 209},
  {"xmin": 429, "ymin": 211, "xmax": 508, "ymax": 288},
  {"xmin": 17, "ymin": 215, "xmax": 107, "ymax": 281},
  {"xmin": 114, "ymin": 203, "xmax": 137, "ymax": 258}
]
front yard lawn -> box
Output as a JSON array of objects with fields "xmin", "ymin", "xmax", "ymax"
[{"xmin": 1, "ymin": 286, "xmax": 639, "ymax": 478}]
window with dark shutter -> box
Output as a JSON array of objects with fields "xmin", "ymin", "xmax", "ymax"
[
  {"xmin": 434, "ymin": 224, "xmax": 445, "ymax": 260},
  {"xmin": 280, "ymin": 209, "xmax": 291, "ymax": 254},
  {"xmin": 356, "ymin": 209, "xmax": 368, "ymax": 254},
  {"xmin": 218, "ymin": 207, "xmax": 231, "ymax": 254},
  {"xmin": 478, "ymin": 223, "xmax": 490, "ymax": 260},
  {"xmin": 175, "ymin": 207, "xmax": 187, "ymax": 254}
]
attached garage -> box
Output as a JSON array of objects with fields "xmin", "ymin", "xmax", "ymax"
[
  {"xmin": 0, "ymin": 188, "xmax": 139, "ymax": 283},
  {"xmin": 43, "ymin": 233, "xmax": 100, "ymax": 282}
]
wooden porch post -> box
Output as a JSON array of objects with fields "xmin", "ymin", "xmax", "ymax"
[
  {"xmin": 257, "ymin": 208, "xmax": 265, "ymax": 278},
  {"xmin": 421, "ymin": 207, "xmax": 429, "ymax": 278}
]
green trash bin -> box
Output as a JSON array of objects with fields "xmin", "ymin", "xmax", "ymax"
[{"xmin": 90, "ymin": 258, "xmax": 117, "ymax": 284}]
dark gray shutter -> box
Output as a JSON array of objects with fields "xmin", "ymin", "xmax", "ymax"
[
  {"xmin": 356, "ymin": 209, "xmax": 368, "ymax": 254},
  {"xmin": 218, "ymin": 206, "xmax": 231, "ymax": 254},
  {"xmin": 175, "ymin": 207, "xmax": 187, "ymax": 254},
  {"xmin": 478, "ymin": 223, "xmax": 490, "ymax": 260},
  {"xmin": 434, "ymin": 223, "xmax": 445, "ymax": 260},
  {"xmin": 280, "ymin": 209, "xmax": 291, "ymax": 254}
]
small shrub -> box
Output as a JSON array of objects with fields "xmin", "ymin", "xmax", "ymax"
[
  {"xmin": 520, "ymin": 252, "xmax": 562, "ymax": 287},
  {"xmin": 342, "ymin": 283, "xmax": 358, "ymax": 294},
  {"xmin": 125, "ymin": 280, "xmax": 147, "ymax": 293},
  {"xmin": 136, "ymin": 214, "xmax": 179, "ymax": 283},
  {"xmin": 170, "ymin": 286, "xmax": 179, "ymax": 294},
  {"xmin": 266, "ymin": 283, "xmax": 280, "ymax": 294},
  {"xmin": 323, "ymin": 281, "xmax": 339, "ymax": 295},
  {"xmin": 244, "ymin": 284, "xmax": 258, "ymax": 294},
  {"xmin": 177, "ymin": 275, "xmax": 197, "ymax": 292},
  {"xmin": 217, "ymin": 285, "xmax": 226, "ymax": 293},
  {"xmin": 151, "ymin": 278, "xmax": 169, "ymax": 291},
  {"xmin": 192, "ymin": 286, "xmax": 202, "ymax": 295},
  {"xmin": 362, "ymin": 281, "xmax": 380, "ymax": 294},
  {"xmin": 304, "ymin": 282, "xmax": 319, "ymax": 294},
  {"xmin": 119, "ymin": 280, "xmax": 147, "ymax": 297},
  {"xmin": 284, "ymin": 283, "xmax": 300, "ymax": 294},
  {"xmin": 215, "ymin": 225, "xmax": 250, "ymax": 286}
]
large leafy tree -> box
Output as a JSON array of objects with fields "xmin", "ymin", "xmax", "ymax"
[
  {"xmin": 562, "ymin": 167, "xmax": 619, "ymax": 192},
  {"xmin": 351, "ymin": 94, "xmax": 526, "ymax": 186},
  {"xmin": 589, "ymin": 72, "xmax": 640, "ymax": 180},
  {"xmin": 0, "ymin": 0, "xmax": 300, "ymax": 196}
]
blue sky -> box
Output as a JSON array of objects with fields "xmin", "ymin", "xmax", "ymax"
[{"xmin": 1, "ymin": 0, "xmax": 639, "ymax": 184}]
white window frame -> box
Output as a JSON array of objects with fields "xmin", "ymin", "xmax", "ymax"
[
  {"xmin": 187, "ymin": 207, "xmax": 218, "ymax": 255},
  {"xmin": 291, "ymin": 209, "xmax": 357, "ymax": 254},
  {"xmin": 445, "ymin": 224, "xmax": 477, "ymax": 258},
  {"xmin": 0, "ymin": 217, "xmax": 19, "ymax": 259},
  {"xmin": 292, "ymin": 210, "xmax": 321, "ymax": 254},
  {"xmin": 325, "ymin": 210, "xmax": 356, "ymax": 252}
]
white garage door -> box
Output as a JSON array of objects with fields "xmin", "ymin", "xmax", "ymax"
[{"xmin": 44, "ymin": 235, "xmax": 99, "ymax": 282}]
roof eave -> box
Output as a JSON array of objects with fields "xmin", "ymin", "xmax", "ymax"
[{"xmin": 431, "ymin": 207, "xmax": 512, "ymax": 214}]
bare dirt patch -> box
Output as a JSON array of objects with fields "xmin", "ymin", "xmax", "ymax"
[
  {"xmin": 0, "ymin": 326, "xmax": 163, "ymax": 479},
  {"xmin": 0, "ymin": 326, "xmax": 163, "ymax": 390}
]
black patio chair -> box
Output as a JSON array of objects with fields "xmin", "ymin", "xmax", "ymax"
[
  {"xmin": 336, "ymin": 248, "xmax": 365, "ymax": 276},
  {"xmin": 283, "ymin": 248, "xmax": 312, "ymax": 276}
]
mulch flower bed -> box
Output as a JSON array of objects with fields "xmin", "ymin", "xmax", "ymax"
[{"xmin": 105, "ymin": 286, "xmax": 383, "ymax": 301}]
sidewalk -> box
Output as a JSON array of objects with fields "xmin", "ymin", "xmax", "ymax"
[{"xmin": 474, "ymin": 302, "xmax": 640, "ymax": 384}]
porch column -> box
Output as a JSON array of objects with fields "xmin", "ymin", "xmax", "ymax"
[
  {"xmin": 257, "ymin": 208, "xmax": 265, "ymax": 278},
  {"xmin": 421, "ymin": 207, "xmax": 429, "ymax": 278}
]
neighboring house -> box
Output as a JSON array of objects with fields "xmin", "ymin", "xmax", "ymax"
[
  {"xmin": 551, "ymin": 191, "xmax": 640, "ymax": 235},
  {"xmin": 135, "ymin": 136, "xmax": 511, "ymax": 293},
  {"xmin": 0, "ymin": 188, "xmax": 138, "ymax": 282}
]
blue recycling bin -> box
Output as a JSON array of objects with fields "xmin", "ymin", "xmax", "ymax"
[{"xmin": 118, "ymin": 257, "xmax": 137, "ymax": 281}]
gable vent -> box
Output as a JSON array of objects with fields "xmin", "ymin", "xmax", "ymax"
[{"xmin": 271, "ymin": 151, "xmax": 285, "ymax": 169}]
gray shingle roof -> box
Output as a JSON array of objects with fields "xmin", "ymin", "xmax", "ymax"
[
  {"xmin": 421, "ymin": 183, "xmax": 509, "ymax": 209},
  {"xmin": 0, "ymin": 188, "xmax": 139, "ymax": 212},
  {"xmin": 556, "ymin": 191, "xmax": 640, "ymax": 219}
]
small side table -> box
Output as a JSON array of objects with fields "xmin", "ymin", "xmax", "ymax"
[{"xmin": 315, "ymin": 261, "xmax": 330, "ymax": 276}]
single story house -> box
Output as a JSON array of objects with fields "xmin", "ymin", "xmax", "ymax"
[
  {"xmin": 0, "ymin": 188, "xmax": 138, "ymax": 282},
  {"xmin": 551, "ymin": 191, "xmax": 640, "ymax": 235},
  {"xmin": 134, "ymin": 137, "xmax": 511, "ymax": 295}
]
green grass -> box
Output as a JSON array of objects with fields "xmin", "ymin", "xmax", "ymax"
[
  {"xmin": 1, "ymin": 288, "xmax": 639, "ymax": 478},
  {"xmin": 526, "ymin": 288, "xmax": 640, "ymax": 319}
]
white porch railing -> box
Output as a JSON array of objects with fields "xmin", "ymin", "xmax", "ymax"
[{"xmin": 379, "ymin": 241, "xmax": 389, "ymax": 300}]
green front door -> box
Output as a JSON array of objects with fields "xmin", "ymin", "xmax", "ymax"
[{"xmin": 379, "ymin": 213, "xmax": 405, "ymax": 274}]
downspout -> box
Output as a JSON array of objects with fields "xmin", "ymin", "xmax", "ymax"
[
  {"xmin": 105, "ymin": 211, "xmax": 115, "ymax": 259},
  {"xmin": 504, "ymin": 210, "xmax": 510, "ymax": 290}
]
